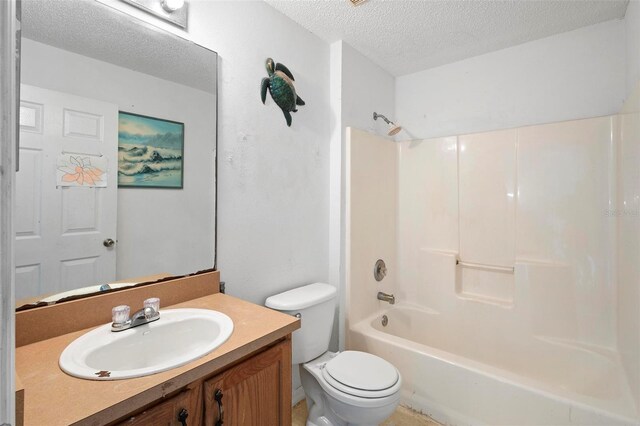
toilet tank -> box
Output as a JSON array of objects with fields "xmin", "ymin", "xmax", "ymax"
[{"xmin": 265, "ymin": 283, "xmax": 336, "ymax": 364}]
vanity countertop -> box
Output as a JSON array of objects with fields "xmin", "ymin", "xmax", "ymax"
[{"xmin": 15, "ymin": 293, "xmax": 300, "ymax": 426}]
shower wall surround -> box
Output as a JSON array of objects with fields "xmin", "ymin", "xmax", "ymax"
[
  {"xmin": 345, "ymin": 128, "xmax": 398, "ymax": 328},
  {"xmin": 346, "ymin": 110, "xmax": 640, "ymax": 423},
  {"xmin": 457, "ymin": 130, "xmax": 517, "ymax": 304},
  {"xmin": 400, "ymin": 115, "xmax": 618, "ymax": 346},
  {"xmin": 617, "ymin": 104, "xmax": 640, "ymax": 413}
]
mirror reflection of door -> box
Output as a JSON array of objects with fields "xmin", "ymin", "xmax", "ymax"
[
  {"xmin": 16, "ymin": 0, "xmax": 218, "ymax": 306},
  {"xmin": 16, "ymin": 85, "xmax": 118, "ymax": 299}
]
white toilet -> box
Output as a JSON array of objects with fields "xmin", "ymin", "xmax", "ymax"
[{"xmin": 266, "ymin": 283, "xmax": 401, "ymax": 426}]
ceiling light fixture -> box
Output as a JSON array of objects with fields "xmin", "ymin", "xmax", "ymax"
[
  {"xmin": 348, "ymin": 0, "xmax": 368, "ymax": 5},
  {"xmin": 119, "ymin": 0, "xmax": 188, "ymax": 28},
  {"xmin": 161, "ymin": 0, "xmax": 185, "ymax": 12}
]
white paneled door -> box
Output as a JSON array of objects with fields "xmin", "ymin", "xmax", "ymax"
[{"xmin": 16, "ymin": 85, "xmax": 118, "ymax": 300}]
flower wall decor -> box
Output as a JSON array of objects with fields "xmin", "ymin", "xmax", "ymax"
[{"xmin": 57, "ymin": 154, "xmax": 108, "ymax": 187}]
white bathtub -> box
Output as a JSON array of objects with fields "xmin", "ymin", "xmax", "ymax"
[{"xmin": 348, "ymin": 304, "xmax": 639, "ymax": 425}]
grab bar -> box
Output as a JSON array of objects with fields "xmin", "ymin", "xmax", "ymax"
[{"xmin": 456, "ymin": 259, "xmax": 514, "ymax": 273}]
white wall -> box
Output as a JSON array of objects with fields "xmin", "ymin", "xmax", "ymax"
[
  {"xmin": 329, "ymin": 41, "xmax": 343, "ymax": 352},
  {"xmin": 396, "ymin": 19, "xmax": 627, "ymax": 140},
  {"xmin": 20, "ymin": 38, "xmax": 216, "ymax": 281},
  {"xmin": 626, "ymin": 0, "xmax": 640, "ymax": 99},
  {"xmin": 328, "ymin": 40, "xmax": 395, "ymax": 349},
  {"xmin": 185, "ymin": 1, "xmax": 330, "ymax": 305},
  {"xmin": 340, "ymin": 42, "xmax": 396, "ymax": 136},
  {"xmin": 185, "ymin": 1, "xmax": 332, "ymax": 405}
]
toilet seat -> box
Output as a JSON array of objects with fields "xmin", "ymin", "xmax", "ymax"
[
  {"xmin": 303, "ymin": 350, "xmax": 402, "ymax": 412},
  {"xmin": 321, "ymin": 351, "xmax": 400, "ymax": 399}
]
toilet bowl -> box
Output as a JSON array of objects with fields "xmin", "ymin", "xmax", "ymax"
[
  {"xmin": 301, "ymin": 351, "xmax": 401, "ymax": 426},
  {"xmin": 265, "ymin": 283, "xmax": 401, "ymax": 426}
]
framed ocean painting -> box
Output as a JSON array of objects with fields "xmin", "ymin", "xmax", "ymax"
[{"xmin": 118, "ymin": 112, "xmax": 184, "ymax": 188}]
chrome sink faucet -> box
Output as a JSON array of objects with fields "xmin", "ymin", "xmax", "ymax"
[
  {"xmin": 377, "ymin": 291, "xmax": 395, "ymax": 305},
  {"xmin": 111, "ymin": 298, "xmax": 160, "ymax": 332}
]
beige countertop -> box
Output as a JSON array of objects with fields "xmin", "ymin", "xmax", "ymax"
[{"xmin": 16, "ymin": 293, "xmax": 299, "ymax": 426}]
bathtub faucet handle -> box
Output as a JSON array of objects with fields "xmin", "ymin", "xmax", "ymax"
[
  {"xmin": 374, "ymin": 259, "xmax": 387, "ymax": 281},
  {"xmin": 377, "ymin": 291, "xmax": 395, "ymax": 305}
]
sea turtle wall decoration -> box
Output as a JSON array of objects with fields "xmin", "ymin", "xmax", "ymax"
[{"xmin": 261, "ymin": 58, "xmax": 305, "ymax": 127}]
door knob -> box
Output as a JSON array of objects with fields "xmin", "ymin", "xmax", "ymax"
[{"xmin": 103, "ymin": 238, "xmax": 115, "ymax": 248}]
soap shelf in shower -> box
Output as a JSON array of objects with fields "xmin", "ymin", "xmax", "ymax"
[
  {"xmin": 455, "ymin": 259, "xmax": 514, "ymax": 273},
  {"xmin": 454, "ymin": 258, "xmax": 515, "ymax": 306}
]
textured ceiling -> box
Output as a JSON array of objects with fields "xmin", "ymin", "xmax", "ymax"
[
  {"xmin": 265, "ymin": 0, "xmax": 630, "ymax": 76},
  {"xmin": 21, "ymin": 0, "xmax": 216, "ymax": 93}
]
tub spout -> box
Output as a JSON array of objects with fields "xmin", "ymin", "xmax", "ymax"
[{"xmin": 377, "ymin": 291, "xmax": 395, "ymax": 304}]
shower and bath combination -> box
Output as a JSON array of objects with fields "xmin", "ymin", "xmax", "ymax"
[
  {"xmin": 347, "ymin": 113, "xmax": 640, "ymax": 425},
  {"xmin": 373, "ymin": 112, "xmax": 402, "ymax": 136}
]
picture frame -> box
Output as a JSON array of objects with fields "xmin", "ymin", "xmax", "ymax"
[{"xmin": 117, "ymin": 111, "xmax": 184, "ymax": 188}]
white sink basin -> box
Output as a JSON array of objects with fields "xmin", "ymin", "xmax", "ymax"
[{"xmin": 59, "ymin": 308, "xmax": 234, "ymax": 380}]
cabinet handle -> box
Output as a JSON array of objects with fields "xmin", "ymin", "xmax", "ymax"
[
  {"xmin": 214, "ymin": 389, "xmax": 224, "ymax": 426},
  {"xmin": 177, "ymin": 408, "xmax": 188, "ymax": 426}
]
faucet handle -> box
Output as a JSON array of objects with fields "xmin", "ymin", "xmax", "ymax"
[
  {"xmin": 112, "ymin": 305, "xmax": 130, "ymax": 324},
  {"xmin": 144, "ymin": 297, "xmax": 160, "ymax": 313}
]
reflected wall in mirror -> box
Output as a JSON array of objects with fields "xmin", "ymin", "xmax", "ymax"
[{"xmin": 16, "ymin": 0, "xmax": 217, "ymax": 307}]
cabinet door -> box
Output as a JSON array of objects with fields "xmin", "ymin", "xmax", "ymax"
[
  {"xmin": 203, "ymin": 338, "xmax": 292, "ymax": 426},
  {"xmin": 117, "ymin": 384, "xmax": 202, "ymax": 426}
]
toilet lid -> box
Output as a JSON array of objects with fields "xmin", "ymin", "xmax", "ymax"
[{"xmin": 324, "ymin": 351, "xmax": 399, "ymax": 393}]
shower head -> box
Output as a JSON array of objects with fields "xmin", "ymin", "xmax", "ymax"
[
  {"xmin": 387, "ymin": 124, "xmax": 402, "ymax": 136},
  {"xmin": 373, "ymin": 112, "xmax": 402, "ymax": 136}
]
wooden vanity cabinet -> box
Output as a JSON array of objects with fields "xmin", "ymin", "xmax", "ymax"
[
  {"xmin": 116, "ymin": 384, "xmax": 202, "ymax": 426},
  {"xmin": 203, "ymin": 339, "xmax": 292, "ymax": 426},
  {"xmin": 114, "ymin": 338, "xmax": 291, "ymax": 426}
]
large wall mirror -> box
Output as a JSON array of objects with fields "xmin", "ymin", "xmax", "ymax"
[{"xmin": 16, "ymin": 0, "xmax": 217, "ymax": 307}]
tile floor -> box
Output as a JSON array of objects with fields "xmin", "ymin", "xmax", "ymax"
[{"xmin": 291, "ymin": 400, "xmax": 441, "ymax": 426}]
